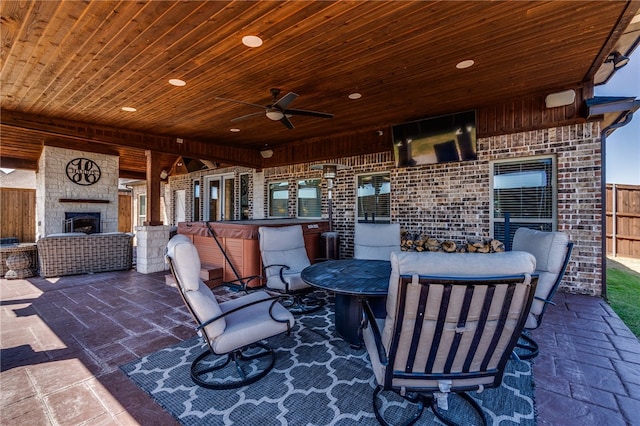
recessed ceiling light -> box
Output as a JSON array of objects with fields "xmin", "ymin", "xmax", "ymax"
[
  {"xmin": 169, "ymin": 79, "xmax": 186, "ymax": 87},
  {"xmin": 230, "ymin": 128, "xmax": 240, "ymax": 132},
  {"xmin": 121, "ymin": 106, "xmax": 137, "ymax": 112},
  {"xmin": 242, "ymin": 35, "xmax": 263, "ymax": 48},
  {"xmin": 348, "ymin": 93, "xmax": 362, "ymax": 99},
  {"xmin": 456, "ymin": 59, "xmax": 475, "ymax": 69}
]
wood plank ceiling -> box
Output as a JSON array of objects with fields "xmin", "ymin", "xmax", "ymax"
[{"xmin": 1, "ymin": 1, "xmax": 638, "ymax": 179}]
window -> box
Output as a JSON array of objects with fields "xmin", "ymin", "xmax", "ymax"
[
  {"xmin": 138, "ymin": 194, "xmax": 147, "ymax": 226},
  {"xmin": 491, "ymin": 156, "xmax": 556, "ymax": 247},
  {"xmin": 269, "ymin": 182, "xmax": 289, "ymax": 217},
  {"xmin": 204, "ymin": 174, "xmax": 235, "ymax": 221},
  {"xmin": 193, "ymin": 181, "xmax": 201, "ymax": 221},
  {"xmin": 297, "ymin": 179, "xmax": 321, "ymax": 218},
  {"xmin": 356, "ymin": 172, "xmax": 391, "ymax": 222},
  {"xmin": 240, "ymin": 174, "xmax": 250, "ymax": 220}
]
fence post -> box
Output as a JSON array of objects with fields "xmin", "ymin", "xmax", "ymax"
[{"xmin": 612, "ymin": 183, "xmax": 617, "ymax": 257}]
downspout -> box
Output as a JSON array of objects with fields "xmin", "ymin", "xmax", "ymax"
[{"xmin": 600, "ymin": 113, "xmax": 634, "ymax": 300}]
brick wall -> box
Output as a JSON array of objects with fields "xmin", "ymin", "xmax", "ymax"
[{"xmin": 167, "ymin": 123, "xmax": 602, "ymax": 295}]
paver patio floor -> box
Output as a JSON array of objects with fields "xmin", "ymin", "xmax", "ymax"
[{"xmin": 1, "ymin": 269, "xmax": 639, "ymax": 425}]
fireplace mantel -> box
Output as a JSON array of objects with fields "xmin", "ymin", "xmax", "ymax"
[{"xmin": 59, "ymin": 199, "xmax": 110, "ymax": 203}]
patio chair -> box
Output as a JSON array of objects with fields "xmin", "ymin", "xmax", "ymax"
[
  {"xmin": 165, "ymin": 234, "xmax": 294, "ymax": 389},
  {"xmin": 354, "ymin": 222, "xmax": 401, "ymax": 261},
  {"xmin": 361, "ymin": 251, "xmax": 537, "ymax": 425},
  {"xmin": 512, "ymin": 227, "xmax": 573, "ymax": 359},
  {"xmin": 258, "ymin": 225, "xmax": 324, "ymax": 314}
]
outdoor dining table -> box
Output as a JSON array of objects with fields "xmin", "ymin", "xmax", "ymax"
[{"xmin": 301, "ymin": 258, "xmax": 391, "ymax": 346}]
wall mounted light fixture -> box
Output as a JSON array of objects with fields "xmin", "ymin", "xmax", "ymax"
[
  {"xmin": 545, "ymin": 89, "xmax": 576, "ymax": 108},
  {"xmin": 260, "ymin": 149, "xmax": 274, "ymax": 159},
  {"xmin": 606, "ymin": 51, "xmax": 630, "ymax": 70}
]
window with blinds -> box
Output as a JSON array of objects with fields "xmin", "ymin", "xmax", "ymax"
[
  {"xmin": 268, "ymin": 181, "xmax": 289, "ymax": 217},
  {"xmin": 356, "ymin": 172, "xmax": 391, "ymax": 222},
  {"xmin": 491, "ymin": 156, "xmax": 556, "ymax": 246},
  {"xmin": 297, "ymin": 179, "xmax": 321, "ymax": 218}
]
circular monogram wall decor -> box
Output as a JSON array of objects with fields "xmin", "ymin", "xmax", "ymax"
[{"xmin": 66, "ymin": 158, "xmax": 101, "ymax": 186}]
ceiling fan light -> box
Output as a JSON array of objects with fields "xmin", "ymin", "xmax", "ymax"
[{"xmin": 266, "ymin": 110, "xmax": 284, "ymax": 121}]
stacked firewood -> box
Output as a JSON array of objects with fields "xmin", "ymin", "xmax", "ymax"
[{"xmin": 400, "ymin": 230, "xmax": 505, "ymax": 254}]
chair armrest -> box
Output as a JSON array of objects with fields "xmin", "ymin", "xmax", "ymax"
[
  {"xmin": 263, "ymin": 263, "xmax": 291, "ymax": 292},
  {"xmin": 196, "ymin": 295, "xmax": 285, "ymax": 331},
  {"xmin": 534, "ymin": 295, "xmax": 556, "ymax": 306},
  {"xmin": 362, "ymin": 299, "xmax": 388, "ymax": 365}
]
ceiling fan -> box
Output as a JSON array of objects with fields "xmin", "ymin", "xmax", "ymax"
[{"xmin": 216, "ymin": 88, "xmax": 334, "ymax": 129}]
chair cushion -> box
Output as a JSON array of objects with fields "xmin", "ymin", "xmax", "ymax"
[
  {"xmin": 354, "ymin": 222, "xmax": 401, "ymax": 261},
  {"xmin": 512, "ymin": 228, "xmax": 570, "ymax": 320},
  {"xmin": 512, "ymin": 228, "xmax": 569, "ymax": 274},
  {"xmin": 365, "ymin": 252, "xmax": 534, "ymax": 391},
  {"xmin": 213, "ymin": 291, "xmax": 294, "ymax": 354},
  {"xmin": 383, "ymin": 251, "xmax": 536, "ymax": 350},
  {"xmin": 259, "ymin": 225, "xmax": 311, "ymax": 291},
  {"xmin": 166, "ymin": 234, "xmax": 225, "ymax": 338}
]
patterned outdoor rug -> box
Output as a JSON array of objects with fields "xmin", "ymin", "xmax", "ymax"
[{"xmin": 121, "ymin": 293, "xmax": 536, "ymax": 425}]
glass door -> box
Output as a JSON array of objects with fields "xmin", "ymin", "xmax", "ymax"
[{"xmin": 204, "ymin": 174, "xmax": 236, "ymax": 221}]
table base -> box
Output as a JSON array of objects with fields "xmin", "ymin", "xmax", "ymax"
[{"xmin": 334, "ymin": 294, "xmax": 386, "ymax": 346}]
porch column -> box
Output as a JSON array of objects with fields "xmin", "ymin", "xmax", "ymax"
[
  {"xmin": 136, "ymin": 150, "xmax": 168, "ymax": 274},
  {"xmin": 144, "ymin": 150, "xmax": 163, "ymax": 226}
]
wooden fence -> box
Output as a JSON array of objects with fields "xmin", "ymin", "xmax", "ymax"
[
  {"xmin": 606, "ymin": 184, "xmax": 640, "ymax": 259},
  {"xmin": 0, "ymin": 187, "xmax": 36, "ymax": 243}
]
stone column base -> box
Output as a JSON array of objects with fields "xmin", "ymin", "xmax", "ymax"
[{"xmin": 136, "ymin": 225, "xmax": 172, "ymax": 274}]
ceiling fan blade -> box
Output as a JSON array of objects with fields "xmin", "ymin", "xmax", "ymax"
[
  {"xmin": 215, "ymin": 97, "xmax": 266, "ymax": 110},
  {"xmin": 272, "ymin": 92, "xmax": 298, "ymax": 109},
  {"xmin": 280, "ymin": 115, "xmax": 295, "ymax": 129},
  {"xmin": 283, "ymin": 108, "xmax": 334, "ymax": 119},
  {"xmin": 230, "ymin": 112, "xmax": 264, "ymax": 122}
]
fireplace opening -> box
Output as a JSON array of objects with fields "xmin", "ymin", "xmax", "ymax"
[{"xmin": 64, "ymin": 212, "xmax": 101, "ymax": 234}]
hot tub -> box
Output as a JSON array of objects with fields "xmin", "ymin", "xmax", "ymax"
[{"xmin": 177, "ymin": 219, "xmax": 329, "ymax": 286}]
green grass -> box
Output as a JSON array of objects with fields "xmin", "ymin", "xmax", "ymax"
[{"xmin": 606, "ymin": 267, "xmax": 640, "ymax": 338}]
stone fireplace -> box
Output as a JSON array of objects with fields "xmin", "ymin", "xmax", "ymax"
[{"xmin": 36, "ymin": 146, "xmax": 119, "ymax": 238}]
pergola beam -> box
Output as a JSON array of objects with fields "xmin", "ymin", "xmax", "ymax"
[{"xmin": 0, "ymin": 110, "xmax": 261, "ymax": 169}]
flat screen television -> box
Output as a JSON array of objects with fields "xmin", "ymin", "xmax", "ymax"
[{"xmin": 392, "ymin": 110, "xmax": 477, "ymax": 167}]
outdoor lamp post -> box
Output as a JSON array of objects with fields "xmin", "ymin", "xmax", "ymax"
[
  {"xmin": 312, "ymin": 163, "xmax": 347, "ymax": 259},
  {"xmin": 323, "ymin": 164, "xmax": 337, "ymax": 232}
]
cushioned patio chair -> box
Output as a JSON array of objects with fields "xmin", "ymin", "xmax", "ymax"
[
  {"xmin": 512, "ymin": 227, "xmax": 573, "ymax": 359},
  {"xmin": 361, "ymin": 251, "xmax": 537, "ymax": 425},
  {"xmin": 354, "ymin": 222, "xmax": 401, "ymax": 261},
  {"xmin": 258, "ymin": 225, "xmax": 324, "ymax": 314},
  {"xmin": 166, "ymin": 234, "xmax": 294, "ymax": 389}
]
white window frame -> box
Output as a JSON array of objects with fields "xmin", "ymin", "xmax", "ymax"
[
  {"xmin": 268, "ymin": 181, "xmax": 289, "ymax": 218},
  {"xmin": 355, "ymin": 171, "xmax": 391, "ymax": 223},
  {"xmin": 297, "ymin": 179, "xmax": 322, "ymax": 219},
  {"xmin": 138, "ymin": 194, "xmax": 147, "ymax": 226},
  {"xmin": 490, "ymin": 155, "xmax": 557, "ymax": 245},
  {"xmin": 203, "ymin": 173, "xmax": 235, "ymax": 221}
]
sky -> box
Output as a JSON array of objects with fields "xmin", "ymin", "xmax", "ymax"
[{"xmin": 594, "ymin": 49, "xmax": 640, "ymax": 185}]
